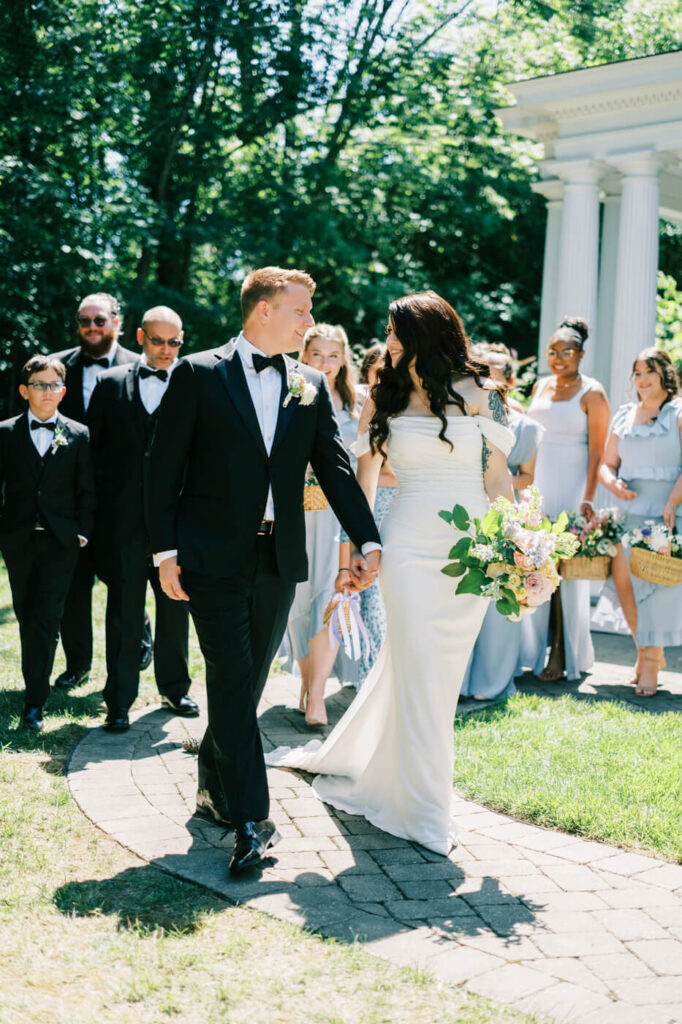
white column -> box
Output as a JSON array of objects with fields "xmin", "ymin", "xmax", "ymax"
[
  {"xmin": 608, "ymin": 154, "xmax": 661, "ymax": 407},
  {"xmin": 594, "ymin": 180, "xmax": 622, "ymax": 391},
  {"xmin": 532, "ymin": 179, "xmax": 564, "ymax": 373},
  {"xmin": 553, "ymin": 160, "xmax": 602, "ymax": 377}
]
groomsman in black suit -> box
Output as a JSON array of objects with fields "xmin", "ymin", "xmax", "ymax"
[
  {"xmin": 148, "ymin": 267, "xmax": 381, "ymax": 874},
  {"xmin": 50, "ymin": 293, "xmax": 139, "ymax": 690},
  {"xmin": 0, "ymin": 356, "xmax": 95, "ymax": 731},
  {"xmin": 87, "ymin": 306, "xmax": 198, "ymax": 732}
]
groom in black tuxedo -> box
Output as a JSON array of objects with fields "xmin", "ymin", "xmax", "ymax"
[
  {"xmin": 148, "ymin": 267, "xmax": 381, "ymax": 874},
  {"xmin": 50, "ymin": 293, "xmax": 139, "ymax": 691}
]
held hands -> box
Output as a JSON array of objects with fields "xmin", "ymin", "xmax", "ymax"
[
  {"xmin": 345, "ymin": 548, "xmax": 380, "ymax": 592},
  {"xmin": 159, "ymin": 555, "xmax": 190, "ymax": 601}
]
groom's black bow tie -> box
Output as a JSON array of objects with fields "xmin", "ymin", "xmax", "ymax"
[
  {"xmin": 31, "ymin": 420, "xmax": 56, "ymax": 431},
  {"xmin": 253, "ymin": 352, "xmax": 286, "ymax": 377},
  {"xmin": 139, "ymin": 366, "xmax": 168, "ymax": 382},
  {"xmin": 82, "ymin": 355, "xmax": 109, "ymax": 369}
]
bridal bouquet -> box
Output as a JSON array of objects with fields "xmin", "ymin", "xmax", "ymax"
[{"xmin": 439, "ymin": 487, "xmax": 580, "ymax": 620}]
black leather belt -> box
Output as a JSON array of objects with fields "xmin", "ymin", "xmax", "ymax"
[{"xmin": 257, "ymin": 520, "xmax": 275, "ymax": 536}]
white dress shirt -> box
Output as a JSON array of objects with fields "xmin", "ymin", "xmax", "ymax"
[
  {"xmin": 138, "ymin": 353, "xmax": 178, "ymax": 414},
  {"xmin": 28, "ymin": 411, "xmax": 58, "ymax": 457},
  {"xmin": 82, "ymin": 340, "xmax": 118, "ymax": 412},
  {"xmin": 237, "ymin": 332, "xmax": 279, "ymax": 520}
]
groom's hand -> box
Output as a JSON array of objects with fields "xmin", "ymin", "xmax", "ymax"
[
  {"xmin": 349, "ymin": 548, "xmax": 380, "ymax": 591},
  {"xmin": 159, "ymin": 556, "xmax": 190, "ymax": 601}
]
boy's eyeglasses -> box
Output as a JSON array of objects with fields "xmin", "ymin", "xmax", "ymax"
[
  {"xmin": 27, "ymin": 381, "xmax": 65, "ymax": 392},
  {"xmin": 142, "ymin": 329, "xmax": 183, "ymax": 348}
]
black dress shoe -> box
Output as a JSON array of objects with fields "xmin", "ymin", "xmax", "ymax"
[
  {"xmin": 160, "ymin": 694, "xmax": 200, "ymax": 717},
  {"xmin": 229, "ymin": 818, "xmax": 281, "ymax": 875},
  {"xmin": 140, "ymin": 616, "xmax": 153, "ymax": 672},
  {"xmin": 102, "ymin": 708, "xmax": 130, "ymax": 732},
  {"xmin": 54, "ymin": 666, "xmax": 90, "ymax": 689},
  {"xmin": 21, "ymin": 705, "xmax": 44, "ymax": 732},
  {"xmin": 194, "ymin": 789, "xmax": 233, "ymax": 829}
]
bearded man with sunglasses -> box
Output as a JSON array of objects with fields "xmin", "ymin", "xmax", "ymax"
[
  {"xmin": 49, "ymin": 293, "xmax": 139, "ymax": 691},
  {"xmin": 86, "ymin": 306, "xmax": 197, "ymax": 731}
]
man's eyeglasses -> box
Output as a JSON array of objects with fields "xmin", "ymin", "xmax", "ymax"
[
  {"xmin": 545, "ymin": 347, "xmax": 579, "ymax": 359},
  {"xmin": 27, "ymin": 381, "xmax": 65, "ymax": 392},
  {"xmin": 77, "ymin": 315, "xmax": 109, "ymax": 328},
  {"xmin": 142, "ymin": 328, "xmax": 183, "ymax": 348}
]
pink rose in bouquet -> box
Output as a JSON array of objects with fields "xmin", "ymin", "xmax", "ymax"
[{"xmin": 523, "ymin": 571, "xmax": 555, "ymax": 607}]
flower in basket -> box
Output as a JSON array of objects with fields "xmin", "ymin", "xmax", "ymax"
[
  {"xmin": 284, "ymin": 372, "xmax": 317, "ymax": 408},
  {"xmin": 626, "ymin": 521, "xmax": 679, "ymax": 558},
  {"xmin": 565, "ymin": 508, "xmax": 624, "ymax": 559},
  {"xmin": 439, "ymin": 486, "xmax": 579, "ymax": 622},
  {"xmin": 304, "ymin": 467, "xmax": 321, "ymax": 488}
]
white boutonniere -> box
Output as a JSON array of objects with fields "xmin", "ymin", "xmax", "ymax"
[
  {"xmin": 283, "ymin": 372, "xmax": 317, "ymax": 408},
  {"xmin": 50, "ymin": 425, "xmax": 68, "ymax": 455}
]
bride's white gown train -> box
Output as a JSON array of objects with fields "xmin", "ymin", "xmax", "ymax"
[{"xmin": 266, "ymin": 413, "xmax": 514, "ymax": 855}]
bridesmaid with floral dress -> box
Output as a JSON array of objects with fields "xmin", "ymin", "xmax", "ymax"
[
  {"xmin": 599, "ymin": 348, "xmax": 682, "ymax": 696},
  {"xmin": 521, "ymin": 317, "xmax": 610, "ymax": 681},
  {"xmin": 461, "ymin": 351, "xmax": 544, "ymax": 700}
]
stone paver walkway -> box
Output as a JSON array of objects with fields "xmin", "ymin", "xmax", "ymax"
[{"xmin": 68, "ymin": 644, "xmax": 682, "ymax": 1024}]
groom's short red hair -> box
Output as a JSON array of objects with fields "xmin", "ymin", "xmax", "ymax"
[{"xmin": 241, "ymin": 267, "xmax": 316, "ymax": 323}]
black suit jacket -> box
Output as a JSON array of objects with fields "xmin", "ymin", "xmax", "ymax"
[
  {"xmin": 0, "ymin": 412, "xmax": 95, "ymax": 549},
  {"xmin": 51, "ymin": 344, "xmax": 139, "ymax": 423},
  {"xmin": 86, "ymin": 362, "xmax": 158, "ymax": 545},
  {"xmin": 147, "ymin": 340, "xmax": 381, "ymax": 582}
]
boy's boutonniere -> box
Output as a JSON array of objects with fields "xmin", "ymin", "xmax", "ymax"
[
  {"xmin": 50, "ymin": 424, "xmax": 68, "ymax": 455},
  {"xmin": 283, "ymin": 371, "xmax": 317, "ymax": 408}
]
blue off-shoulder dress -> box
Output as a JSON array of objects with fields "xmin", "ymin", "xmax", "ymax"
[
  {"xmin": 460, "ymin": 411, "xmax": 544, "ymax": 700},
  {"xmin": 611, "ymin": 399, "xmax": 682, "ymax": 648}
]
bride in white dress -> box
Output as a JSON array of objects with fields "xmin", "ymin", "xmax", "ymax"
[{"xmin": 266, "ymin": 292, "xmax": 514, "ymax": 855}]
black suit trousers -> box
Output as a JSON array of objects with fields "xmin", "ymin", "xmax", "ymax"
[
  {"xmin": 59, "ymin": 545, "xmax": 95, "ymax": 671},
  {"xmin": 183, "ymin": 533, "xmax": 296, "ymax": 826},
  {"xmin": 96, "ymin": 534, "xmax": 191, "ymax": 712},
  {"xmin": 3, "ymin": 532, "xmax": 79, "ymax": 706}
]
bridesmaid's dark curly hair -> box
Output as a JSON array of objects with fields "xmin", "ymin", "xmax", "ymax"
[
  {"xmin": 631, "ymin": 347, "xmax": 679, "ymax": 406},
  {"xmin": 369, "ymin": 291, "xmax": 499, "ymax": 455}
]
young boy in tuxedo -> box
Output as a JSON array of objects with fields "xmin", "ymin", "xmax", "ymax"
[{"xmin": 0, "ymin": 356, "xmax": 95, "ymax": 730}]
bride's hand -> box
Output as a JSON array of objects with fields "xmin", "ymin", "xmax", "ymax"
[{"xmin": 334, "ymin": 569, "xmax": 357, "ymax": 593}]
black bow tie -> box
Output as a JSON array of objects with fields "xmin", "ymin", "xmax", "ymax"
[
  {"xmin": 139, "ymin": 366, "xmax": 168, "ymax": 382},
  {"xmin": 252, "ymin": 352, "xmax": 285, "ymax": 377},
  {"xmin": 31, "ymin": 420, "xmax": 56, "ymax": 431},
  {"xmin": 82, "ymin": 355, "xmax": 109, "ymax": 369}
]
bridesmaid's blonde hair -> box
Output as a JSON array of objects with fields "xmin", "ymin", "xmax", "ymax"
[{"xmin": 302, "ymin": 323, "xmax": 358, "ymax": 414}]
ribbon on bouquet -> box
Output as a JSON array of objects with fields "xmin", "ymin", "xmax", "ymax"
[{"xmin": 323, "ymin": 591, "xmax": 369, "ymax": 661}]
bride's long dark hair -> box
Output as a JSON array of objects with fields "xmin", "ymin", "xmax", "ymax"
[{"xmin": 369, "ymin": 291, "xmax": 497, "ymax": 454}]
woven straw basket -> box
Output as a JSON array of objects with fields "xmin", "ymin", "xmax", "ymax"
[
  {"xmin": 559, "ymin": 555, "xmax": 611, "ymax": 581},
  {"xmin": 629, "ymin": 547, "xmax": 682, "ymax": 587},
  {"xmin": 303, "ymin": 483, "xmax": 328, "ymax": 512}
]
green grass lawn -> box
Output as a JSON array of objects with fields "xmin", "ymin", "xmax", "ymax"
[
  {"xmin": 453, "ymin": 693, "xmax": 682, "ymax": 863},
  {"xmin": 0, "ymin": 567, "xmax": 533, "ymax": 1024}
]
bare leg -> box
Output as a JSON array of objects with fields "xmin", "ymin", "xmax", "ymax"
[
  {"xmin": 538, "ymin": 588, "xmax": 566, "ymax": 681},
  {"xmin": 297, "ymin": 655, "xmax": 310, "ymax": 713},
  {"xmin": 611, "ymin": 545, "xmax": 640, "ymax": 683},
  {"xmin": 301, "ymin": 628, "xmax": 340, "ymax": 726},
  {"xmin": 635, "ymin": 646, "xmax": 661, "ymax": 696}
]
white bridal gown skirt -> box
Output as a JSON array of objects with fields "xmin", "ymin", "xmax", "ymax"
[{"xmin": 265, "ymin": 415, "xmax": 509, "ymax": 855}]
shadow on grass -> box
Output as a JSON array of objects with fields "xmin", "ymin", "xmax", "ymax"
[
  {"xmin": 53, "ymin": 863, "xmax": 226, "ymax": 936},
  {"xmin": 513, "ymin": 672, "xmax": 682, "ymax": 716}
]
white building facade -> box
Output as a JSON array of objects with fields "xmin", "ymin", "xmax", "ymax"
[{"xmin": 497, "ymin": 50, "xmax": 682, "ymax": 404}]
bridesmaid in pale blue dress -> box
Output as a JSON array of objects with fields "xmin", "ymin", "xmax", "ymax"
[
  {"xmin": 287, "ymin": 324, "xmax": 362, "ymax": 725},
  {"xmin": 599, "ymin": 348, "xmax": 682, "ymax": 696},
  {"xmin": 461, "ymin": 349, "xmax": 544, "ymax": 700},
  {"xmin": 339, "ymin": 344, "xmax": 397, "ymax": 686},
  {"xmin": 520, "ymin": 317, "xmax": 610, "ymax": 681}
]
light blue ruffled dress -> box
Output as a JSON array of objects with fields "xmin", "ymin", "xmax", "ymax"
[
  {"xmin": 611, "ymin": 399, "xmax": 682, "ymax": 647},
  {"xmin": 519, "ymin": 375, "xmax": 601, "ymax": 680},
  {"xmin": 460, "ymin": 411, "xmax": 544, "ymax": 700},
  {"xmin": 287, "ymin": 404, "xmax": 362, "ymax": 685}
]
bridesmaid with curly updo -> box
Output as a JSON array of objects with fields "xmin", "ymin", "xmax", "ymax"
[
  {"xmin": 521, "ymin": 317, "xmax": 610, "ymax": 681},
  {"xmin": 599, "ymin": 348, "xmax": 682, "ymax": 696}
]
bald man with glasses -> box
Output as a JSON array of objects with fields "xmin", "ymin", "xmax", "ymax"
[{"xmin": 86, "ymin": 306, "xmax": 196, "ymax": 731}]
